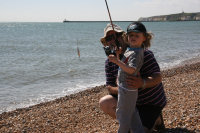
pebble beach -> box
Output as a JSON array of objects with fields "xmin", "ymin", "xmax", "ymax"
[{"xmin": 0, "ymin": 60, "xmax": 200, "ymax": 133}]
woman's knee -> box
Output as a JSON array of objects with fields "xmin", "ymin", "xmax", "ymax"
[
  {"xmin": 99, "ymin": 96, "xmax": 109, "ymax": 111},
  {"xmin": 99, "ymin": 95, "xmax": 117, "ymax": 119},
  {"xmin": 99, "ymin": 95, "xmax": 116, "ymax": 112}
]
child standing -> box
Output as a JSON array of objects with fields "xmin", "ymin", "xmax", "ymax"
[{"xmin": 108, "ymin": 22, "xmax": 148, "ymax": 133}]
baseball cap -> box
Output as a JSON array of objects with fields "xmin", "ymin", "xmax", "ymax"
[{"xmin": 127, "ymin": 22, "xmax": 147, "ymax": 34}]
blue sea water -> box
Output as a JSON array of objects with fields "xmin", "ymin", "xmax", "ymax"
[{"xmin": 0, "ymin": 21, "xmax": 200, "ymax": 114}]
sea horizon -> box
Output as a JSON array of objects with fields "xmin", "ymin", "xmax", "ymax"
[{"xmin": 1, "ymin": 20, "xmax": 200, "ymax": 23}]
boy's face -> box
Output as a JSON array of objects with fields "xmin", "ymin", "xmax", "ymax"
[{"xmin": 127, "ymin": 32, "xmax": 146, "ymax": 48}]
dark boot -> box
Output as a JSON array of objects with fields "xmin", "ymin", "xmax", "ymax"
[{"xmin": 153, "ymin": 113, "xmax": 165, "ymax": 132}]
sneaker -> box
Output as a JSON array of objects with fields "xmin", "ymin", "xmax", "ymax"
[{"xmin": 153, "ymin": 113, "xmax": 165, "ymax": 132}]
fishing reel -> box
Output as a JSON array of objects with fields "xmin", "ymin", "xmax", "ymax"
[
  {"xmin": 103, "ymin": 38, "xmax": 121, "ymax": 56},
  {"xmin": 103, "ymin": 46, "xmax": 116, "ymax": 56}
]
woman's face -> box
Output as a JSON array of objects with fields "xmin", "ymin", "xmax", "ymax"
[
  {"xmin": 105, "ymin": 31, "xmax": 123, "ymax": 48},
  {"xmin": 127, "ymin": 32, "xmax": 146, "ymax": 48}
]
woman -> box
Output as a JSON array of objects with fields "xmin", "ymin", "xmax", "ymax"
[
  {"xmin": 99, "ymin": 22, "xmax": 166, "ymax": 132},
  {"xmin": 100, "ymin": 23, "xmax": 128, "ymax": 97},
  {"xmin": 100, "ymin": 23, "xmax": 128, "ymax": 118}
]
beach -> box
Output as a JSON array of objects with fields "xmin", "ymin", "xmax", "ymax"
[{"xmin": 0, "ymin": 60, "xmax": 200, "ymax": 133}]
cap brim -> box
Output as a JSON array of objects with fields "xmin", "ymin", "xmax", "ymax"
[{"xmin": 127, "ymin": 29, "xmax": 141, "ymax": 33}]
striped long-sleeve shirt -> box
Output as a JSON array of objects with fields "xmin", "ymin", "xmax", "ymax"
[
  {"xmin": 105, "ymin": 59, "xmax": 119, "ymax": 87},
  {"xmin": 137, "ymin": 50, "xmax": 167, "ymax": 108}
]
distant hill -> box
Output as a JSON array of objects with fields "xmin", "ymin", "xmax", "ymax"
[{"xmin": 138, "ymin": 12, "xmax": 200, "ymax": 21}]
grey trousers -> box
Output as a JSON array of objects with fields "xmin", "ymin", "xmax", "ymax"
[{"xmin": 116, "ymin": 86, "xmax": 145, "ymax": 133}]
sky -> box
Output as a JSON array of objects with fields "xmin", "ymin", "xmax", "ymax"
[{"xmin": 0, "ymin": 0, "xmax": 200, "ymax": 22}]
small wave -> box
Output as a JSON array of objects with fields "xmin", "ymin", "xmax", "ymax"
[
  {"xmin": 0, "ymin": 80, "xmax": 105, "ymax": 114},
  {"xmin": 160, "ymin": 55, "xmax": 200, "ymax": 70}
]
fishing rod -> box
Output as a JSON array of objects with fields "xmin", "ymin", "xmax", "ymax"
[
  {"xmin": 104, "ymin": 0, "xmax": 121, "ymax": 49},
  {"xmin": 105, "ymin": 0, "xmax": 114, "ymax": 32}
]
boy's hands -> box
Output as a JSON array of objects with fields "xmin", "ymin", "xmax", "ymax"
[
  {"xmin": 108, "ymin": 54, "xmax": 119, "ymax": 64},
  {"xmin": 108, "ymin": 46, "xmax": 122, "ymax": 64}
]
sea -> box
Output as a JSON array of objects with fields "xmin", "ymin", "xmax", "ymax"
[{"xmin": 0, "ymin": 21, "xmax": 200, "ymax": 114}]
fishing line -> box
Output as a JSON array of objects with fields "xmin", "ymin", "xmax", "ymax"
[{"xmin": 76, "ymin": 39, "xmax": 81, "ymax": 60}]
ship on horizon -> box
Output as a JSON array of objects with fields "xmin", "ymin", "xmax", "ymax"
[{"xmin": 63, "ymin": 19, "xmax": 69, "ymax": 23}]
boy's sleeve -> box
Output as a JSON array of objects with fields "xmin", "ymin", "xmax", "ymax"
[{"xmin": 128, "ymin": 50, "xmax": 144, "ymax": 74}]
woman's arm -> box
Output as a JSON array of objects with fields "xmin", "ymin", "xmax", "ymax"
[
  {"xmin": 106, "ymin": 85, "xmax": 118, "ymax": 95},
  {"xmin": 126, "ymin": 73, "xmax": 162, "ymax": 89}
]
